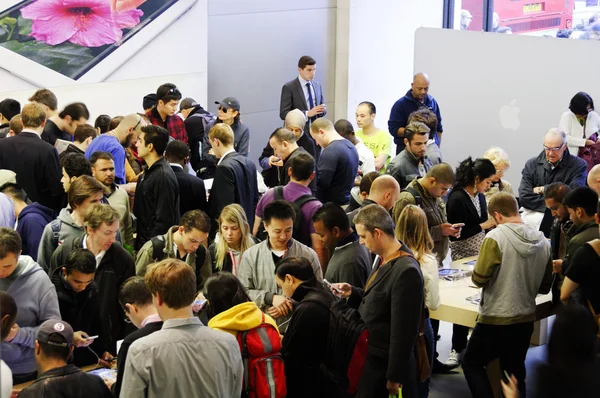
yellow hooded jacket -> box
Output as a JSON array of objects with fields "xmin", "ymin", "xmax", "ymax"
[{"xmin": 207, "ymin": 302, "xmax": 279, "ymax": 337}]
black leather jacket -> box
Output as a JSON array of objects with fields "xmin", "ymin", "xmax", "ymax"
[{"xmin": 18, "ymin": 365, "xmax": 113, "ymax": 398}]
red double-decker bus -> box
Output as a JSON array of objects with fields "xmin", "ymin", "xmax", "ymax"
[{"xmin": 462, "ymin": 0, "xmax": 574, "ymax": 33}]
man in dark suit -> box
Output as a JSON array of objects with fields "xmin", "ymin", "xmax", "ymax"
[
  {"xmin": 280, "ymin": 55, "xmax": 327, "ymax": 137},
  {"xmin": 165, "ymin": 140, "xmax": 207, "ymax": 217},
  {"xmin": 333, "ymin": 204, "xmax": 423, "ymax": 398},
  {"xmin": 0, "ymin": 102, "xmax": 64, "ymax": 213},
  {"xmin": 208, "ymin": 124, "xmax": 259, "ymax": 235}
]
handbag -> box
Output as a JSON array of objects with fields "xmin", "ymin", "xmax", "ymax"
[
  {"xmin": 577, "ymin": 132, "xmax": 600, "ymax": 172},
  {"xmin": 413, "ymin": 306, "xmax": 431, "ymax": 383}
]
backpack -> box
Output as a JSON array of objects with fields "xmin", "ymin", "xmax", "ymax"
[
  {"xmin": 150, "ymin": 235, "xmax": 207, "ymax": 290},
  {"xmin": 304, "ymin": 298, "xmax": 369, "ymax": 396},
  {"xmin": 50, "ymin": 219, "xmax": 62, "ymax": 248},
  {"xmin": 274, "ymin": 186, "xmax": 318, "ymax": 246},
  {"xmin": 188, "ymin": 112, "xmax": 216, "ymax": 160},
  {"xmin": 403, "ymin": 186, "xmax": 423, "ymax": 207},
  {"xmin": 237, "ymin": 313, "xmax": 286, "ymax": 398}
]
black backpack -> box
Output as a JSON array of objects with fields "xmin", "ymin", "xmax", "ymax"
[
  {"xmin": 304, "ymin": 297, "xmax": 369, "ymax": 397},
  {"xmin": 151, "ymin": 235, "xmax": 207, "ymax": 290},
  {"xmin": 257, "ymin": 186, "xmax": 319, "ymax": 246},
  {"xmin": 403, "ymin": 186, "xmax": 423, "ymax": 207},
  {"xmin": 275, "ymin": 186, "xmax": 318, "ymax": 246}
]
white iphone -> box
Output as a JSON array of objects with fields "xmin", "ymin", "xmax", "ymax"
[{"xmin": 0, "ymin": 0, "xmax": 198, "ymax": 87}]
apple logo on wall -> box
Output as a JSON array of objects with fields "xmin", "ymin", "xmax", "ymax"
[{"xmin": 499, "ymin": 99, "xmax": 521, "ymax": 130}]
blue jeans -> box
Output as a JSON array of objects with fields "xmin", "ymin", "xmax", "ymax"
[{"xmin": 417, "ymin": 317, "xmax": 434, "ymax": 398}]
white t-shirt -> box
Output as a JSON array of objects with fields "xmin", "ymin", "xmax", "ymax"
[
  {"xmin": 558, "ymin": 110, "xmax": 600, "ymax": 153},
  {"xmin": 1, "ymin": 360, "xmax": 12, "ymax": 398}
]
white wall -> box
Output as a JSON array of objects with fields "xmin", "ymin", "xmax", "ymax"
[
  {"xmin": 207, "ymin": 0, "xmax": 337, "ymax": 165},
  {"xmin": 0, "ymin": 73, "xmax": 207, "ymax": 124},
  {"xmin": 0, "ymin": 0, "xmax": 208, "ymax": 113},
  {"xmin": 338, "ymin": 0, "xmax": 444, "ymax": 129}
]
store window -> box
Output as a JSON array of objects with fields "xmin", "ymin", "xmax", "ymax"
[{"xmin": 445, "ymin": 0, "xmax": 600, "ymax": 38}]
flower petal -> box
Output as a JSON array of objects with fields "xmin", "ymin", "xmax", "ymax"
[
  {"xmin": 21, "ymin": 0, "xmax": 68, "ymax": 22},
  {"xmin": 68, "ymin": 12, "xmax": 123, "ymax": 47},
  {"xmin": 30, "ymin": 14, "xmax": 80, "ymax": 46}
]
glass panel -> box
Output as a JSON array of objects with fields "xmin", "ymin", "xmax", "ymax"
[
  {"xmin": 451, "ymin": 0, "xmax": 487, "ymax": 31},
  {"xmin": 493, "ymin": 0, "xmax": 600, "ymax": 38}
]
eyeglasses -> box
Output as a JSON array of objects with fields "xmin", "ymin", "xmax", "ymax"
[{"xmin": 543, "ymin": 144, "xmax": 565, "ymax": 152}]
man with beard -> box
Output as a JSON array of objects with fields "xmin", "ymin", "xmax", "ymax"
[
  {"xmin": 85, "ymin": 114, "xmax": 147, "ymax": 185},
  {"xmin": 386, "ymin": 122, "xmax": 434, "ymax": 189},
  {"xmin": 90, "ymin": 151, "xmax": 135, "ymax": 249}
]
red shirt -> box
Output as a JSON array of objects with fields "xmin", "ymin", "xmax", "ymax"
[{"xmin": 146, "ymin": 107, "xmax": 187, "ymax": 144}]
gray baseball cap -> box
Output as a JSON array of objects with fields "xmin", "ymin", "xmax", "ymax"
[{"xmin": 37, "ymin": 319, "xmax": 73, "ymax": 347}]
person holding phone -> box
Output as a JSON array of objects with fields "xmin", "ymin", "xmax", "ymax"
[
  {"xmin": 445, "ymin": 157, "xmax": 496, "ymax": 368},
  {"xmin": 51, "ymin": 248, "xmax": 112, "ymax": 367}
]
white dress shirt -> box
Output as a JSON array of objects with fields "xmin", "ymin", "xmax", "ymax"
[{"xmin": 298, "ymin": 75, "xmax": 317, "ymax": 112}]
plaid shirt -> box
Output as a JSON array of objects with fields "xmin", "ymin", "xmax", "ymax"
[{"xmin": 146, "ymin": 107, "xmax": 187, "ymax": 144}]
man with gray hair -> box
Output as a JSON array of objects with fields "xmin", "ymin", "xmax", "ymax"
[{"xmin": 519, "ymin": 128, "xmax": 587, "ymax": 236}]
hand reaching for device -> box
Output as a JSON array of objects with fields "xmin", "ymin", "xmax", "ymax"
[{"xmin": 110, "ymin": 0, "xmax": 147, "ymax": 13}]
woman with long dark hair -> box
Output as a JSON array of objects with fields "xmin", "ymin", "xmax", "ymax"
[{"xmin": 444, "ymin": 157, "xmax": 496, "ymax": 368}]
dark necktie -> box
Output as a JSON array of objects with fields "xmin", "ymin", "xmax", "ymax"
[{"xmin": 306, "ymin": 82, "xmax": 315, "ymax": 122}]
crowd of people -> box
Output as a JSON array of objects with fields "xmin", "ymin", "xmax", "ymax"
[{"xmin": 0, "ymin": 54, "xmax": 599, "ymax": 398}]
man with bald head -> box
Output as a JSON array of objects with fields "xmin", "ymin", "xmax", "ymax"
[
  {"xmin": 519, "ymin": 128, "xmax": 587, "ymax": 237},
  {"xmin": 587, "ymin": 164, "xmax": 600, "ymax": 195},
  {"xmin": 347, "ymin": 175, "xmax": 400, "ymax": 227},
  {"xmin": 388, "ymin": 72, "xmax": 444, "ymax": 154},
  {"xmin": 85, "ymin": 114, "xmax": 147, "ymax": 185}
]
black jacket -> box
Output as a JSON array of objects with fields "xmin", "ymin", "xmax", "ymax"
[
  {"xmin": 562, "ymin": 221, "xmax": 599, "ymax": 274},
  {"xmin": 49, "ymin": 236, "xmax": 135, "ymax": 353},
  {"xmin": 347, "ymin": 243, "xmax": 423, "ymax": 390},
  {"xmin": 184, "ymin": 105, "xmax": 213, "ymax": 172},
  {"xmin": 50, "ymin": 268, "xmax": 106, "ymax": 366},
  {"xmin": 282, "ymin": 281, "xmax": 337, "ymax": 398},
  {"xmin": 519, "ymin": 149, "xmax": 587, "ymax": 212},
  {"xmin": 0, "ymin": 131, "xmax": 64, "ymax": 213},
  {"xmin": 41, "ymin": 119, "xmax": 70, "ymax": 147},
  {"xmin": 447, "ymin": 189, "xmax": 488, "ymax": 242},
  {"xmin": 113, "ymin": 320, "xmax": 163, "ymax": 398},
  {"xmin": 133, "ymin": 157, "xmax": 180, "ymax": 250},
  {"xmin": 18, "ymin": 364, "xmax": 112, "ymax": 398},
  {"xmin": 200, "ymin": 119, "xmax": 250, "ymax": 178},
  {"xmin": 170, "ymin": 165, "xmax": 207, "ymax": 216},
  {"xmin": 208, "ymin": 151, "xmax": 259, "ymax": 233},
  {"xmin": 259, "ymin": 136, "xmax": 317, "ymax": 188}
]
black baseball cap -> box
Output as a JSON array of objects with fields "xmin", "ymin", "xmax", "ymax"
[
  {"xmin": 143, "ymin": 93, "xmax": 157, "ymax": 111},
  {"xmin": 215, "ymin": 97, "xmax": 240, "ymax": 112}
]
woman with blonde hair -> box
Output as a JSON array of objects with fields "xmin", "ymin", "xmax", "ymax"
[
  {"xmin": 482, "ymin": 146, "xmax": 513, "ymax": 203},
  {"xmin": 209, "ymin": 204, "xmax": 257, "ymax": 274},
  {"xmin": 396, "ymin": 204, "xmax": 440, "ymax": 398}
]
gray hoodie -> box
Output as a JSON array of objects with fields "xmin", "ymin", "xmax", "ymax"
[
  {"xmin": 0, "ymin": 256, "xmax": 61, "ymax": 375},
  {"xmin": 473, "ymin": 223, "xmax": 553, "ymax": 325},
  {"xmin": 36, "ymin": 208, "xmax": 84, "ymax": 271}
]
